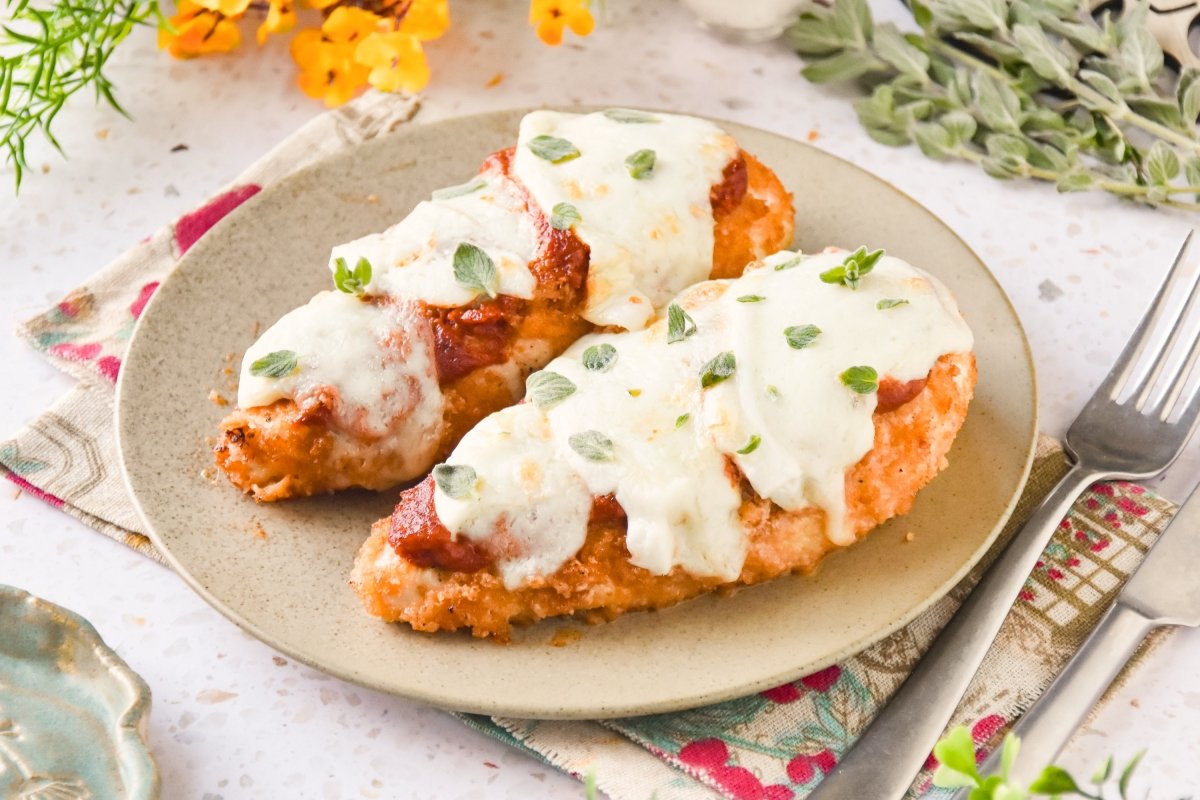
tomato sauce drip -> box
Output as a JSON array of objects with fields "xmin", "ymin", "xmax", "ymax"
[
  {"xmin": 876, "ymin": 376, "xmax": 928, "ymax": 413},
  {"xmin": 588, "ymin": 493, "xmax": 627, "ymax": 526},
  {"xmin": 389, "ymin": 477, "xmax": 493, "ymax": 573}
]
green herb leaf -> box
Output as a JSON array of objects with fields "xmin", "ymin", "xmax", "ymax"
[
  {"xmin": 1146, "ymin": 140, "xmax": 1181, "ymax": 185},
  {"xmin": 625, "ymin": 149, "xmax": 657, "ymax": 179},
  {"xmin": 432, "ymin": 464, "xmax": 477, "ymax": 499},
  {"xmin": 1028, "ymin": 765, "xmax": 1082, "ymax": 794},
  {"xmin": 452, "ymin": 242, "xmax": 499, "ymax": 298},
  {"xmin": 840, "ymin": 365, "xmax": 879, "ymax": 394},
  {"xmin": 876, "ymin": 298, "xmax": 909, "ymax": 309},
  {"xmin": 784, "ymin": 324, "xmax": 822, "ymax": 349},
  {"xmin": 932, "ymin": 726, "xmax": 981, "ymax": 784},
  {"xmin": 700, "ymin": 351, "xmax": 737, "ymax": 388},
  {"xmin": 931, "ymin": 765, "xmax": 979, "ymax": 790},
  {"xmin": 998, "ymin": 733, "xmax": 1019, "ymax": 780},
  {"xmin": 674, "ymin": 413, "xmax": 690, "ymax": 429},
  {"xmin": 249, "ymin": 350, "xmax": 298, "ymax": 379},
  {"xmin": 603, "ymin": 108, "xmax": 659, "ymax": 124},
  {"xmin": 550, "ymin": 201, "xmax": 581, "ymax": 230},
  {"xmin": 525, "ymin": 370, "xmax": 576, "ymax": 408},
  {"xmin": 667, "ymin": 303, "xmax": 698, "ymax": 343},
  {"xmin": 1091, "ymin": 755, "xmax": 1113, "ymax": 785},
  {"xmin": 432, "ymin": 178, "xmax": 486, "ymax": 200},
  {"xmin": 1118, "ymin": 750, "xmax": 1145, "ymax": 797},
  {"xmin": 528, "ymin": 135, "xmax": 581, "ymax": 163},
  {"xmin": 582, "ymin": 343, "xmax": 617, "ymax": 372},
  {"xmin": 773, "ymin": 255, "xmax": 804, "ymax": 271},
  {"xmin": 820, "ymin": 247, "xmax": 884, "ymax": 289},
  {"xmin": 737, "ymin": 295, "xmax": 766, "ymax": 303},
  {"xmin": 766, "ymin": 384, "xmax": 781, "ymax": 399},
  {"xmin": 569, "ymin": 430, "xmax": 615, "ymax": 462},
  {"xmin": 627, "ymin": 388, "xmax": 642, "ymax": 397},
  {"xmin": 802, "ymin": 51, "xmax": 886, "ymax": 84},
  {"xmin": 333, "ymin": 256, "xmax": 372, "ymax": 296},
  {"xmin": 736, "ymin": 434, "xmax": 761, "ymax": 455}
]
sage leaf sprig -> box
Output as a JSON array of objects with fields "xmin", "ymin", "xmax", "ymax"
[
  {"xmin": 452, "ymin": 242, "xmax": 499, "ymax": 298},
  {"xmin": 787, "ymin": 0, "xmax": 1200, "ymax": 211},
  {"xmin": 333, "ymin": 256, "xmax": 372, "ymax": 296},
  {"xmin": 249, "ymin": 350, "xmax": 298, "ymax": 379},
  {"xmin": 932, "ymin": 725, "xmax": 1147, "ymax": 800}
]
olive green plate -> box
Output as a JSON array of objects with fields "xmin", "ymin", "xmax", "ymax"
[{"xmin": 115, "ymin": 109, "xmax": 1037, "ymax": 719}]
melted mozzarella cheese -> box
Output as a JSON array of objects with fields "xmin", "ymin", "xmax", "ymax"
[
  {"xmin": 512, "ymin": 110, "xmax": 738, "ymax": 330},
  {"xmin": 238, "ymin": 292, "xmax": 444, "ymax": 457},
  {"xmin": 433, "ymin": 249, "xmax": 974, "ymax": 589},
  {"xmin": 328, "ymin": 171, "xmax": 539, "ymax": 305}
]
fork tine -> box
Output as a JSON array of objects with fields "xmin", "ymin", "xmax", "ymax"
[
  {"xmin": 1158, "ymin": 329, "xmax": 1200, "ymax": 423},
  {"xmin": 1101, "ymin": 231, "xmax": 1197, "ymax": 400},
  {"xmin": 1135, "ymin": 237, "xmax": 1200, "ymax": 409}
]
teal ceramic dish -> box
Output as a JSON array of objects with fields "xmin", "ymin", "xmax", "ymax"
[{"xmin": 0, "ymin": 586, "xmax": 159, "ymax": 799}]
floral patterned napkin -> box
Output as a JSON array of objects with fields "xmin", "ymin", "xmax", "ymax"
[{"xmin": 0, "ymin": 92, "xmax": 1177, "ymax": 800}]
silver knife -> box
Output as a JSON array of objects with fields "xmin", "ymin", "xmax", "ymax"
[{"xmin": 956, "ymin": 478, "xmax": 1200, "ymax": 792}]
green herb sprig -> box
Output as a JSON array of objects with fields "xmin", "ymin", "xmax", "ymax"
[
  {"xmin": 1, "ymin": 0, "xmax": 161, "ymax": 190},
  {"xmin": 333, "ymin": 256, "xmax": 372, "ymax": 296},
  {"xmin": 787, "ymin": 0, "xmax": 1200, "ymax": 211},
  {"xmin": 933, "ymin": 725, "xmax": 1148, "ymax": 799}
]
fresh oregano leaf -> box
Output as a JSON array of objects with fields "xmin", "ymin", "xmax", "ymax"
[
  {"xmin": 452, "ymin": 242, "xmax": 499, "ymax": 298},
  {"xmin": 525, "ymin": 370, "xmax": 576, "ymax": 408},
  {"xmin": 736, "ymin": 434, "xmax": 761, "ymax": 455},
  {"xmin": 784, "ymin": 324, "xmax": 822, "ymax": 349},
  {"xmin": 700, "ymin": 351, "xmax": 737, "ymax": 388},
  {"xmin": 432, "ymin": 178, "xmax": 486, "ymax": 200},
  {"xmin": 582, "ymin": 343, "xmax": 617, "ymax": 372},
  {"xmin": 840, "ymin": 365, "xmax": 879, "ymax": 394},
  {"xmin": 820, "ymin": 246, "xmax": 884, "ymax": 289},
  {"xmin": 550, "ymin": 201, "xmax": 581, "ymax": 230},
  {"xmin": 569, "ymin": 430, "xmax": 615, "ymax": 462},
  {"xmin": 674, "ymin": 413, "xmax": 690, "ymax": 429},
  {"xmin": 876, "ymin": 298, "xmax": 909, "ymax": 309},
  {"xmin": 1028, "ymin": 766, "xmax": 1082, "ymax": 795},
  {"xmin": 1146, "ymin": 140, "xmax": 1181, "ymax": 184},
  {"xmin": 250, "ymin": 350, "xmax": 298, "ymax": 379},
  {"xmin": 667, "ymin": 303, "xmax": 697, "ymax": 343},
  {"xmin": 737, "ymin": 295, "xmax": 766, "ymax": 303},
  {"xmin": 625, "ymin": 149, "xmax": 656, "ymax": 179},
  {"xmin": 528, "ymin": 135, "xmax": 580, "ymax": 163},
  {"xmin": 603, "ymin": 108, "xmax": 659, "ymax": 123},
  {"xmin": 433, "ymin": 463, "xmax": 477, "ymax": 499}
]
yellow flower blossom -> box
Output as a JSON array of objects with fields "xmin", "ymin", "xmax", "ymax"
[
  {"xmin": 158, "ymin": 1, "xmax": 241, "ymax": 58},
  {"xmin": 528, "ymin": 0, "xmax": 594, "ymax": 46},
  {"xmin": 193, "ymin": 0, "xmax": 252, "ymax": 16},
  {"xmin": 356, "ymin": 30, "xmax": 430, "ymax": 93},
  {"xmin": 256, "ymin": 0, "xmax": 297, "ymax": 45},
  {"xmin": 398, "ymin": 0, "xmax": 450, "ymax": 41},
  {"xmin": 290, "ymin": 7, "xmax": 381, "ymax": 107}
]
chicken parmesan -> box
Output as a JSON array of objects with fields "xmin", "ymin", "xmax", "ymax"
[
  {"xmin": 215, "ymin": 109, "xmax": 794, "ymax": 500},
  {"xmin": 352, "ymin": 248, "xmax": 976, "ymax": 639}
]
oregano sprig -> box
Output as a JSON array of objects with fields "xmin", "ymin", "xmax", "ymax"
[{"xmin": 787, "ymin": 0, "xmax": 1200, "ymax": 211}]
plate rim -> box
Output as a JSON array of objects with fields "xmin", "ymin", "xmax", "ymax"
[{"xmin": 115, "ymin": 106, "xmax": 1038, "ymax": 719}]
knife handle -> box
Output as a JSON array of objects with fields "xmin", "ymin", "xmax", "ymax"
[
  {"xmin": 808, "ymin": 463, "xmax": 1104, "ymax": 800},
  {"xmin": 967, "ymin": 601, "xmax": 1155, "ymax": 790}
]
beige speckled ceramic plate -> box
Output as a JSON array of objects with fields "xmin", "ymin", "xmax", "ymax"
[{"xmin": 116, "ymin": 109, "xmax": 1037, "ymax": 719}]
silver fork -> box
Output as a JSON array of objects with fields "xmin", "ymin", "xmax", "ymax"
[{"xmin": 808, "ymin": 231, "xmax": 1200, "ymax": 800}]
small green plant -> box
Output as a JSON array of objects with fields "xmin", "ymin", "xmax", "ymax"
[{"xmin": 932, "ymin": 725, "xmax": 1149, "ymax": 799}]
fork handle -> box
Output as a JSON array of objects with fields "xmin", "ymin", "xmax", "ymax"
[
  {"xmin": 961, "ymin": 602, "xmax": 1155, "ymax": 793},
  {"xmin": 809, "ymin": 463, "xmax": 1106, "ymax": 800}
]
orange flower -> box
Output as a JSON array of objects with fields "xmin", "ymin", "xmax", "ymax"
[
  {"xmin": 528, "ymin": 0, "xmax": 594, "ymax": 46},
  {"xmin": 256, "ymin": 0, "xmax": 297, "ymax": 44},
  {"xmin": 290, "ymin": 7, "xmax": 381, "ymax": 107},
  {"xmin": 193, "ymin": 0, "xmax": 251, "ymax": 15},
  {"xmin": 398, "ymin": 0, "xmax": 450, "ymax": 41},
  {"xmin": 158, "ymin": 1, "xmax": 241, "ymax": 58},
  {"xmin": 356, "ymin": 30, "xmax": 430, "ymax": 93}
]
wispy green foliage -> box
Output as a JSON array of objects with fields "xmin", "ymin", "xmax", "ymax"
[{"xmin": 1, "ymin": 0, "xmax": 161, "ymax": 190}]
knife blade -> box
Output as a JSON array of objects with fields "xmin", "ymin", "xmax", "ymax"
[{"xmin": 961, "ymin": 478, "xmax": 1200, "ymax": 791}]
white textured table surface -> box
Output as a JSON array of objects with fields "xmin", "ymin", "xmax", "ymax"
[{"xmin": 1, "ymin": 1, "xmax": 1198, "ymax": 797}]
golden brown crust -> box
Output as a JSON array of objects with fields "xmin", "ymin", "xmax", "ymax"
[
  {"xmin": 216, "ymin": 146, "xmax": 794, "ymax": 501},
  {"xmin": 350, "ymin": 352, "xmax": 977, "ymax": 639}
]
